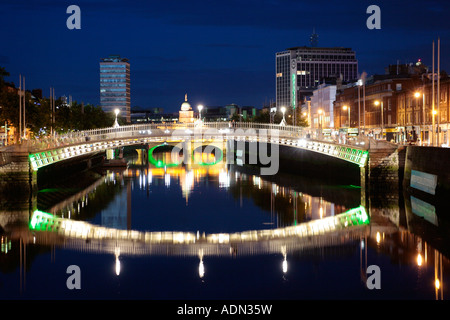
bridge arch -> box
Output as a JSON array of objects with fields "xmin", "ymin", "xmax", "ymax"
[{"xmin": 148, "ymin": 142, "xmax": 225, "ymax": 167}]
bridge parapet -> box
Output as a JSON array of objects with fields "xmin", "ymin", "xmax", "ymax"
[
  {"xmin": 17, "ymin": 122, "xmax": 370, "ymax": 152},
  {"xmin": 18, "ymin": 122, "xmax": 369, "ymax": 171}
]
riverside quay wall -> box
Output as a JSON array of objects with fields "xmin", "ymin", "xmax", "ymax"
[{"xmin": 403, "ymin": 146, "xmax": 450, "ymax": 201}]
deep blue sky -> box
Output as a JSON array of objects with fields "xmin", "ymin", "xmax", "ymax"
[{"xmin": 1, "ymin": 0, "xmax": 449, "ymax": 112}]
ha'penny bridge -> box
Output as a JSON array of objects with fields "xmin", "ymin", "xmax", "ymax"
[
  {"xmin": 26, "ymin": 122, "xmax": 370, "ymax": 172},
  {"xmin": 0, "ymin": 121, "xmax": 404, "ymax": 199}
]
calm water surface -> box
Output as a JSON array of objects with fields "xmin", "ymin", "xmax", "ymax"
[{"xmin": 0, "ymin": 151, "xmax": 449, "ymax": 300}]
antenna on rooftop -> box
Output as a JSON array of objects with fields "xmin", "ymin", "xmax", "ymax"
[{"xmin": 310, "ymin": 27, "xmax": 318, "ymax": 47}]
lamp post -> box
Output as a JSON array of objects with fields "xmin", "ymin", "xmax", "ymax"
[
  {"xmin": 432, "ymin": 109, "xmax": 437, "ymax": 146},
  {"xmin": 113, "ymin": 108, "xmax": 120, "ymax": 128},
  {"xmin": 318, "ymin": 108, "xmax": 323, "ymax": 137},
  {"xmin": 343, "ymin": 105, "xmax": 350, "ymax": 127},
  {"xmin": 374, "ymin": 100, "xmax": 384, "ymax": 140},
  {"xmin": 280, "ymin": 106, "xmax": 286, "ymax": 126},
  {"xmin": 197, "ymin": 104, "xmax": 203, "ymax": 120},
  {"xmin": 414, "ymin": 91, "xmax": 421, "ymax": 143},
  {"xmin": 357, "ymin": 79, "xmax": 363, "ymax": 136}
]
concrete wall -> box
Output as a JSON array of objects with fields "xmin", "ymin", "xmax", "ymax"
[
  {"xmin": 403, "ymin": 146, "xmax": 450, "ymax": 198},
  {"xmin": 0, "ymin": 151, "xmax": 36, "ymax": 206}
]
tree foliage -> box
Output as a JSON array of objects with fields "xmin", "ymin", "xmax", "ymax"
[{"xmin": 0, "ymin": 66, "xmax": 115, "ymax": 140}]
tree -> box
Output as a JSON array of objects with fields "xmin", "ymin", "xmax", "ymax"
[
  {"xmin": 252, "ymin": 110, "xmax": 270, "ymax": 123},
  {"xmin": 0, "ymin": 64, "xmax": 116, "ymax": 140},
  {"xmin": 53, "ymin": 101, "xmax": 115, "ymax": 132},
  {"xmin": 0, "ymin": 67, "xmax": 9, "ymax": 89}
]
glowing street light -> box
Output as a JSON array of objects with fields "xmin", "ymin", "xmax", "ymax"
[
  {"xmin": 374, "ymin": 100, "xmax": 384, "ymax": 140},
  {"xmin": 197, "ymin": 104, "xmax": 203, "ymax": 120},
  {"xmin": 280, "ymin": 106, "xmax": 286, "ymax": 126},
  {"xmin": 113, "ymin": 108, "xmax": 120, "ymax": 128}
]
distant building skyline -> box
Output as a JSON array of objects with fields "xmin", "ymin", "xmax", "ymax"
[
  {"xmin": 100, "ymin": 55, "xmax": 131, "ymax": 122},
  {"xmin": 276, "ymin": 43, "xmax": 358, "ymax": 111}
]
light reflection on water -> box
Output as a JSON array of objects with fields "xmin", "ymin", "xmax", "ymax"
[{"xmin": 0, "ymin": 150, "xmax": 450, "ymax": 300}]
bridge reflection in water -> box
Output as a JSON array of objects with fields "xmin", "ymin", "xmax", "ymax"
[
  {"xmin": 22, "ymin": 149, "xmax": 371, "ymax": 281},
  {"xmin": 28, "ymin": 206, "xmax": 369, "ymax": 275},
  {"xmin": 2, "ymin": 149, "xmax": 449, "ymax": 299}
]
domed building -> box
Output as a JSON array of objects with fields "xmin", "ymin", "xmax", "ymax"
[{"xmin": 178, "ymin": 93, "xmax": 194, "ymax": 123}]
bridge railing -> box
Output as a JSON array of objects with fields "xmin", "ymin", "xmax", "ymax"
[
  {"xmin": 22, "ymin": 121, "xmax": 371, "ymax": 153},
  {"xmin": 24, "ymin": 122, "xmax": 301, "ymax": 151}
]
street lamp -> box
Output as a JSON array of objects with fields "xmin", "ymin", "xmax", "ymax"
[
  {"xmin": 357, "ymin": 79, "xmax": 363, "ymax": 135},
  {"xmin": 318, "ymin": 108, "xmax": 323, "ymax": 131},
  {"xmin": 197, "ymin": 104, "xmax": 203, "ymax": 120},
  {"xmin": 113, "ymin": 108, "xmax": 120, "ymax": 128},
  {"xmin": 374, "ymin": 100, "xmax": 384, "ymax": 140},
  {"xmin": 414, "ymin": 92, "xmax": 421, "ymax": 143},
  {"xmin": 342, "ymin": 105, "xmax": 350, "ymax": 127},
  {"xmin": 280, "ymin": 106, "xmax": 286, "ymax": 126},
  {"xmin": 432, "ymin": 109, "xmax": 438, "ymax": 146}
]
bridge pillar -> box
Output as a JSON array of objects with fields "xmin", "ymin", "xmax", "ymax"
[
  {"xmin": 106, "ymin": 148, "xmax": 115, "ymax": 160},
  {"xmin": 135, "ymin": 149, "xmax": 148, "ymax": 165},
  {"xmin": 0, "ymin": 150, "xmax": 37, "ymax": 198},
  {"xmin": 366, "ymin": 144, "xmax": 406, "ymax": 226},
  {"xmin": 0, "ymin": 149, "xmax": 37, "ymax": 233},
  {"xmin": 360, "ymin": 165, "xmax": 368, "ymax": 208}
]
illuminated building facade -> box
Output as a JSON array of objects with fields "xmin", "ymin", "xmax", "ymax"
[
  {"xmin": 100, "ymin": 55, "xmax": 131, "ymax": 122},
  {"xmin": 276, "ymin": 46, "xmax": 358, "ymax": 111}
]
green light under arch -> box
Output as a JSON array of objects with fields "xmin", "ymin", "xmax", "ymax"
[
  {"xmin": 148, "ymin": 144, "xmax": 181, "ymax": 168},
  {"xmin": 148, "ymin": 144, "xmax": 224, "ymax": 167}
]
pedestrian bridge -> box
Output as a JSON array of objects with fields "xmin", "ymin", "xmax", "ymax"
[{"xmin": 24, "ymin": 122, "xmax": 369, "ymax": 171}]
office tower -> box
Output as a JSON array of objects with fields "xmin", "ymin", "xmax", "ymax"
[
  {"xmin": 100, "ymin": 55, "xmax": 131, "ymax": 122},
  {"xmin": 276, "ymin": 46, "xmax": 358, "ymax": 110}
]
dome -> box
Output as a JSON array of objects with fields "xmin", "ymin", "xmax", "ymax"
[
  {"xmin": 181, "ymin": 93, "xmax": 191, "ymax": 111},
  {"xmin": 181, "ymin": 101, "xmax": 191, "ymax": 111}
]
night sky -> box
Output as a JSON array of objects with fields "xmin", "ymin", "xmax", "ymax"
[{"xmin": 1, "ymin": 0, "xmax": 449, "ymax": 112}]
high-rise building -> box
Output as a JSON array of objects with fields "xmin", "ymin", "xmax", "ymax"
[
  {"xmin": 100, "ymin": 55, "xmax": 131, "ymax": 122},
  {"xmin": 276, "ymin": 44, "xmax": 358, "ymax": 111}
]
